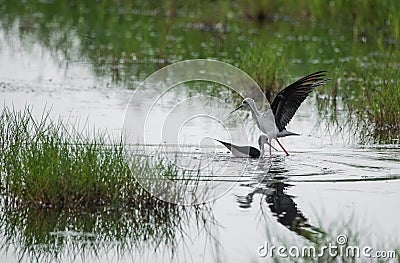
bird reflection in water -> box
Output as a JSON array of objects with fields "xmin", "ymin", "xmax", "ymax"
[{"xmin": 236, "ymin": 159, "xmax": 323, "ymax": 242}]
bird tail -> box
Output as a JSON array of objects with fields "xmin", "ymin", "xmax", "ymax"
[{"xmin": 277, "ymin": 130, "xmax": 300, "ymax": 137}]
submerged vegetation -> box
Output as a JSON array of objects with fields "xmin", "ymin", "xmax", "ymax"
[{"xmin": 0, "ymin": 106, "xmax": 191, "ymax": 209}]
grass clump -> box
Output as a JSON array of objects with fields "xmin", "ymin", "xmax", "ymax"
[
  {"xmin": 0, "ymin": 106, "xmax": 187, "ymax": 209},
  {"xmin": 318, "ymin": 54, "xmax": 400, "ymax": 144},
  {"xmin": 0, "ymin": 106, "xmax": 212, "ymax": 261},
  {"xmin": 350, "ymin": 67, "xmax": 400, "ymax": 143}
]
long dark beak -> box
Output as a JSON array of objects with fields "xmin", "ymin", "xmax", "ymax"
[{"xmin": 230, "ymin": 104, "xmax": 243, "ymax": 114}]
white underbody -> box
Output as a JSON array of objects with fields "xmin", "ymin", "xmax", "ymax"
[{"xmin": 252, "ymin": 109, "xmax": 279, "ymax": 138}]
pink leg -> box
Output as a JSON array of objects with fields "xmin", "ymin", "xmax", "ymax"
[{"xmin": 276, "ymin": 139, "xmax": 289, "ymax": 156}]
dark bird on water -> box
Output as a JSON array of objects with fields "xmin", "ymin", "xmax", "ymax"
[{"xmin": 214, "ymin": 135, "xmax": 278, "ymax": 158}]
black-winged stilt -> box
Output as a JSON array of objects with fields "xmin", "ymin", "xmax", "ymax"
[
  {"xmin": 231, "ymin": 71, "xmax": 330, "ymax": 156},
  {"xmin": 214, "ymin": 135, "xmax": 278, "ymax": 158}
]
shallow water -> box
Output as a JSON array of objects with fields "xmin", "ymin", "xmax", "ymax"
[
  {"xmin": 2, "ymin": 76, "xmax": 399, "ymax": 262},
  {"xmin": 1, "ymin": 2, "xmax": 400, "ymax": 262}
]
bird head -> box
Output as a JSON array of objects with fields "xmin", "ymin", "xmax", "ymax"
[{"xmin": 230, "ymin": 98, "xmax": 254, "ymax": 114}]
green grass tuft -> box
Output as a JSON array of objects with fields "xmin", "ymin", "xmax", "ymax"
[
  {"xmin": 317, "ymin": 51, "xmax": 400, "ymax": 144},
  {"xmin": 0, "ymin": 106, "xmax": 191, "ymax": 208}
]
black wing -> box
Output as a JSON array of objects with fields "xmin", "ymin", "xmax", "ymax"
[{"xmin": 271, "ymin": 71, "xmax": 329, "ymax": 131}]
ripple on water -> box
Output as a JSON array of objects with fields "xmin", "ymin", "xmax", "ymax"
[{"xmin": 135, "ymin": 144, "xmax": 400, "ymax": 186}]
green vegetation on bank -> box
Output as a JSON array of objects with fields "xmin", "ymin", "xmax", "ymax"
[{"xmin": 0, "ymin": 106, "xmax": 191, "ymax": 208}]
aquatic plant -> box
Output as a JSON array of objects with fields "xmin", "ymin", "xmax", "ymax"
[
  {"xmin": 0, "ymin": 106, "xmax": 195, "ymax": 208},
  {"xmin": 0, "ymin": 106, "xmax": 216, "ymax": 262},
  {"xmin": 316, "ymin": 50, "xmax": 400, "ymax": 144},
  {"xmin": 347, "ymin": 67, "xmax": 399, "ymax": 143}
]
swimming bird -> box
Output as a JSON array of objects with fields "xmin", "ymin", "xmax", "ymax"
[
  {"xmin": 231, "ymin": 71, "xmax": 330, "ymax": 156},
  {"xmin": 214, "ymin": 135, "xmax": 278, "ymax": 158}
]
